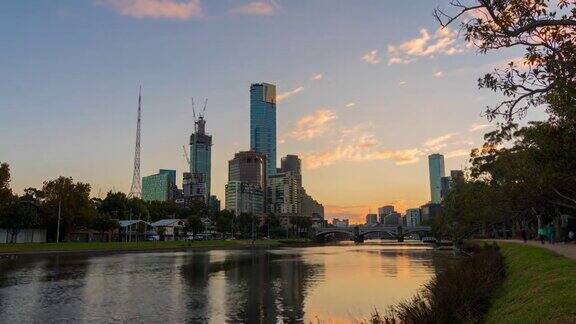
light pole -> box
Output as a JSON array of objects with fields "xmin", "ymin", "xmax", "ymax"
[{"xmin": 56, "ymin": 199, "xmax": 61, "ymax": 243}]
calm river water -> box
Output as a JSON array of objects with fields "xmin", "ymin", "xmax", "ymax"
[{"xmin": 0, "ymin": 242, "xmax": 450, "ymax": 323}]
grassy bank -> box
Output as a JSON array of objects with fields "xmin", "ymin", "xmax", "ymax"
[
  {"xmin": 484, "ymin": 242, "xmax": 576, "ymax": 323},
  {"xmin": 0, "ymin": 239, "xmax": 309, "ymax": 255}
]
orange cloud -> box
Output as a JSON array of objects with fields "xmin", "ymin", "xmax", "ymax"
[
  {"xmin": 311, "ymin": 73, "xmax": 323, "ymax": 81},
  {"xmin": 424, "ymin": 132, "xmax": 457, "ymax": 148},
  {"xmin": 303, "ymin": 144, "xmax": 422, "ymax": 169},
  {"xmin": 345, "ymin": 102, "xmax": 356, "ymax": 108},
  {"xmin": 361, "ymin": 50, "xmax": 381, "ymax": 64},
  {"xmin": 469, "ymin": 123, "xmax": 490, "ymax": 132},
  {"xmin": 387, "ymin": 27, "xmax": 463, "ymax": 65},
  {"xmin": 228, "ymin": 1, "xmax": 276, "ymax": 16},
  {"xmin": 290, "ymin": 109, "xmax": 337, "ymax": 140},
  {"xmin": 97, "ymin": 0, "xmax": 202, "ymax": 20},
  {"xmin": 277, "ymin": 86, "xmax": 304, "ymax": 102},
  {"xmin": 445, "ymin": 148, "xmax": 470, "ymax": 158}
]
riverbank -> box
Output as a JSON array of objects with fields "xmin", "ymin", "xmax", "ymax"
[
  {"xmin": 0, "ymin": 239, "xmax": 313, "ymax": 257},
  {"xmin": 484, "ymin": 241, "xmax": 576, "ymax": 323}
]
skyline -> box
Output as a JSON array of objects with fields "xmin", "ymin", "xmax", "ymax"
[{"xmin": 0, "ymin": 0, "xmax": 547, "ymax": 223}]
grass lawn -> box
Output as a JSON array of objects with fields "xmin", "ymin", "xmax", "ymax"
[
  {"xmin": 484, "ymin": 242, "xmax": 576, "ymax": 324},
  {"xmin": 0, "ymin": 239, "xmax": 293, "ymax": 254}
]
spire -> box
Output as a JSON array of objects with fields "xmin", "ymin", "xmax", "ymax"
[{"xmin": 128, "ymin": 86, "xmax": 142, "ymax": 198}]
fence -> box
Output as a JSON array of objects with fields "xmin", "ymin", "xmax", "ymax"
[{"xmin": 0, "ymin": 229, "xmax": 47, "ymax": 243}]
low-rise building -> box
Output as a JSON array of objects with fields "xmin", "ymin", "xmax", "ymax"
[
  {"xmin": 332, "ymin": 218, "xmax": 349, "ymax": 228},
  {"xmin": 405, "ymin": 208, "xmax": 422, "ymax": 227},
  {"xmin": 151, "ymin": 219, "xmax": 187, "ymax": 240}
]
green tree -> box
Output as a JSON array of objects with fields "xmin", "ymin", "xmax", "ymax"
[
  {"xmin": 90, "ymin": 214, "xmax": 119, "ymax": 241},
  {"xmin": 185, "ymin": 215, "xmax": 204, "ymax": 237},
  {"xmin": 0, "ymin": 162, "xmax": 14, "ymax": 212},
  {"xmin": 214, "ymin": 209, "xmax": 235, "ymax": 235},
  {"xmin": 41, "ymin": 176, "xmax": 94, "ymax": 241},
  {"xmin": 236, "ymin": 213, "xmax": 257, "ymax": 239}
]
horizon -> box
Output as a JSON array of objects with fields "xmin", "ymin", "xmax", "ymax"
[{"xmin": 0, "ymin": 0, "xmax": 547, "ymax": 223}]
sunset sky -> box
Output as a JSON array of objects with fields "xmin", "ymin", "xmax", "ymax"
[{"xmin": 0, "ymin": 0, "xmax": 546, "ymax": 222}]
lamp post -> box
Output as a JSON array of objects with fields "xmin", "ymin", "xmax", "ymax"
[{"xmin": 56, "ymin": 199, "xmax": 61, "ymax": 244}]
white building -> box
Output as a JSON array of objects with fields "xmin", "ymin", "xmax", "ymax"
[
  {"xmin": 225, "ymin": 181, "xmax": 265, "ymax": 215},
  {"xmin": 405, "ymin": 208, "xmax": 422, "ymax": 227}
]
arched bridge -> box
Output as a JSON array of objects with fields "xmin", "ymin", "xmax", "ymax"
[{"xmin": 314, "ymin": 225, "xmax": 432, "ymax": 242}]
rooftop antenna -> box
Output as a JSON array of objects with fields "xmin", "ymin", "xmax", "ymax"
[{"xmin": 128, "ymin": 85, "xmax": 142, "ymax": 199}]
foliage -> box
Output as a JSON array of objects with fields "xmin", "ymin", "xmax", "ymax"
[
  {"xmin": 376, "ymin": 243, "xmax": 506, "ymax": 324},
  {"xmin": 214, "ymin": 209, "xmax": 234, "ymax": 234},
  {"xmin": 185, "ymin": 215, "xmax": 204, "ymax": 235},
  {"xmin": 435, "ymin": 0, "xmax": 576, "ymax": 122},
  {"xmin": 236, "ymin": 213, "xmax": 257, "ymax": 239},
  {"xmin": 0, "ymin": 162, "xmax": 13, "ymax": 211}
]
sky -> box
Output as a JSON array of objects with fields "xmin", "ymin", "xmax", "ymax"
[{"xmin": 0, "ymin": 0, "xmax": 547, "ymax": 223}]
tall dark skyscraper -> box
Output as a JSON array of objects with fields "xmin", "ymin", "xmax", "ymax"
[
  {"xmin": 250, "ymin": 83, "xmax": 277, "ymax": 176},
  {"xmin": 428, "ymin": 153, "xmax": 445, "ymax": 203},
  {"xmin": 189, "ymin": 115, "xmax": 212, "ymax": 203}
]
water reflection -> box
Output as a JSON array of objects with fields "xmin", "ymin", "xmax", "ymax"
[{"xmin": 0, "ymin": 243, "xmax": 448, "ymax": 323}]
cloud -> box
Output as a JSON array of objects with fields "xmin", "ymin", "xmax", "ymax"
[
  {"xmin": 398, "ymin": 81, "xmax": 407, "ymax": 86},
  {"xmin": 424, "ymin": 133, "xmax": 457, "ymax": 148},
  {"xmin": 433, "ymin": 71, "xmax": 444, "ymax": 78},
  {"xmin": 445, "ymin": 148, "xmax": 470, "ymax": 158},
  {"xmin": 96, "ymin": 0, "xmax": 203, "ymax": 20},
  {"xmin": 388, "ymin": 27, "xmax": 464, "ymax": 65},
  {"xmin": 290, "ymin": 109, "xmax": 338, "ymax": 140},
  {"xmin": 276, "ymin": 86, "xmax": 304, "ymax": 102},
  {"xmin": 228, "ymin": 1, "xmax": 276, "ymax": 16},
  {"xmin": 302, "ymin": 127, "xmax": 423, "ymax": 169},
  {"xmin": 311, "ymin": 73, "xmax": 323, "ymax": 81},
  {"xmin": 345, "ymin": 102, "xmax": 356, "ymax": 108},
  {"xmin": 361, "ymin": 50, "xmax": 381, "ymax": 64},
  {"xmin": 469, "ymin": 123, "xmax": 490, "ymax": 132}
]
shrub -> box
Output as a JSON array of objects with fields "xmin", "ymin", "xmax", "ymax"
[{"xmin": 374, "ymin": 243, "xmax": 505, "ymax": 324}]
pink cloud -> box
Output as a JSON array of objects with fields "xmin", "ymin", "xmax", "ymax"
[
  {"xmin": 361, "ymin": 50, "xmax": 381, "ymax": 64},
  {"xmin": 290, "ymin": 109, "xmax": 337, "ymax": 140},
  {"xmin": 277, "ymin": 86, "xmax": 304, "ymax": 102},
  {"xmin": 229, "ymin": 1, "xmax": 276, "ymax": 16},
  {"xmin": 388, "ymin": 27, "xmax": 464, "ymax": 65},
  {"xmin": 96, "ymin": 0, "xmax": 203, "ymax": 20}
]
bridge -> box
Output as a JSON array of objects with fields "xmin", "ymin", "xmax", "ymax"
[{"xmin": 314, "ymin": 225, "xmax": 432, "ymax": 243}]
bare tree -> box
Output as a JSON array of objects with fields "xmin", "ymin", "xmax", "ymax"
[{"xmin": 435, "ymin": 0, "xmax": 576, "ymax": 121}]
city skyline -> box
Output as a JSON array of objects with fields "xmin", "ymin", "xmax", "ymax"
[{"xmin": 0, "ymin": 1, "xmax": 547, "ymax": 223}]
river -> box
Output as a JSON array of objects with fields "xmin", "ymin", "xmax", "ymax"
[{"xmin": 0, "ymin": 242, "xmax": 450, "ymax": 323}]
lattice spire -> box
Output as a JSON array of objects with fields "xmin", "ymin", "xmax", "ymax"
[{"xmin": 128, "ymin": 86, "xmax": 142, "ymax": 199}]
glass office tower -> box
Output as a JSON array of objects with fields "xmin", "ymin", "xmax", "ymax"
[
  {"xmin": 189, "ymin": 116, "xmax": 212, "ymax": 203},
  {"xmin": 428, "ymin": 154, "xmax": 446, "ymax": 203},
  {"xmin": 250, "ymin": 83, "xmax": 277, "ymax": 176}
]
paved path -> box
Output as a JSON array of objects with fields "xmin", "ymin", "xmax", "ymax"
[{"xmin": 488, "ymin": 239, "xmax": 576, "ymax": 260}]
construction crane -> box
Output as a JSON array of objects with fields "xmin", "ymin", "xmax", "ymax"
[{"xmin": 182, "ymin": 145, "xmax": 190, "ymax": 165}]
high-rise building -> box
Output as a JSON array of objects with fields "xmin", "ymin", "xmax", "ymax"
[
  {"xmin": 428, "ymin": 154, "xmax": 446, "ymax": 203},
  {"xmin": 301, "ymin": 190, "xmax": 325, "ymax": 225},
  {"xmin": 280, "ymin": 155, "xmax": 302, "ymax": 186},
  {"xmin": 228, "ymin": 151, "xmax": 267, "ymax": 190},
  {"xmin": 405, "ymin": 208, "xmax": 421, "ymax": 227},
  {"xmin": 142, "ymin": 169, "xmax": 177, "ymax": 202},
  {"xmin": 188, "ymin": 116, "xmax": 212, "ymax": 204},
  {"xmin": 250, "ymin": 83, "xmax": 277, "ymax": 176},
  {"xmin": 420, "ymin": 203, "xmax": 442, "ymax": 222},
  {"xmin": 267, "ymin": 171, "xmax": 300, "ymax": 214},
  {"xmin": 378, "ymin": 205, "xmax": 395, "ymax": 224},
  {"xmin": 225, "ymin": 181, "xmax": 264, "ymax": 215},
  {"xmin": 365, "ymin": 214, "xmax": 378, "ymax": 225},
  {"xmin": 383, "ymin": 212, "xmax": 401, "ymax": 226},
  {"xmin": 441, "ymin": 176, "xmax": 451, "ymax": 200}
]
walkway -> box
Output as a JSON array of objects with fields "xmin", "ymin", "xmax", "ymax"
[{"xmin": 488, "ymin": 239, "xmax": 576, "ymax": 260}]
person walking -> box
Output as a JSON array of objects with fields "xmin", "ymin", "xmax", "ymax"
[
  {"xmin": 521, "ymin": 228, "xmax": 527, "ymax": 243},
  {"xmin": 549, "ymin": 223, "xmax": 556, "ymax": 244},
  {"xmin": 568, "ymin": 230, "xmax": 575, "ymax": 242},
  {"xmin": 538, "ymin": 226, "xmax": 546, "ymax": 244}
]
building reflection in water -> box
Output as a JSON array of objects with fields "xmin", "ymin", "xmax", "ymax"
[{"xmin": 0, "ymin": 244, "xmax": 447, "ymax": 324}]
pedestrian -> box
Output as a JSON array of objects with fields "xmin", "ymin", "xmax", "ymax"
[
  {"xmin": 569, "ymin": 230, "xmax": 575, "ymax": 242},
  {"xmin": 538, "ymin": 227, "xmax": 546, "ymax": 244},
  {"xmin": 521, "ymin": 228, "xmax": 527, "ymax": 243},
  {"xmin": 549, "ymin": 223, "xmax": 556, "ymax": 244}
]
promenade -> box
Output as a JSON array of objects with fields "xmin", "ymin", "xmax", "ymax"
[{"xmin": 489, "ymin": 239, "xmax": 576, "ymax": 260}]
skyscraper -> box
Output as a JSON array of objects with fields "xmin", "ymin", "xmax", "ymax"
[
  {"xmin": 228, "ymin": 150, "xmax": 267, "ymax": 190},
  {"xmin": 250, "ymin": 83, "xmax": 277, "ymax": 176},
  {"xmin": 142, "ymin": 169, "xmax": 176, "ymax": 202},
  {"xmin": 189, "ymin": 116, "xmax": 212, "ymax": 203},
  {"xmin": 428, "ymin": 153, "xmax": 446, "ymax": 203},
  {"xmin": 280, "ymin": 154, "xmax": 302, "ymax": 186}
]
